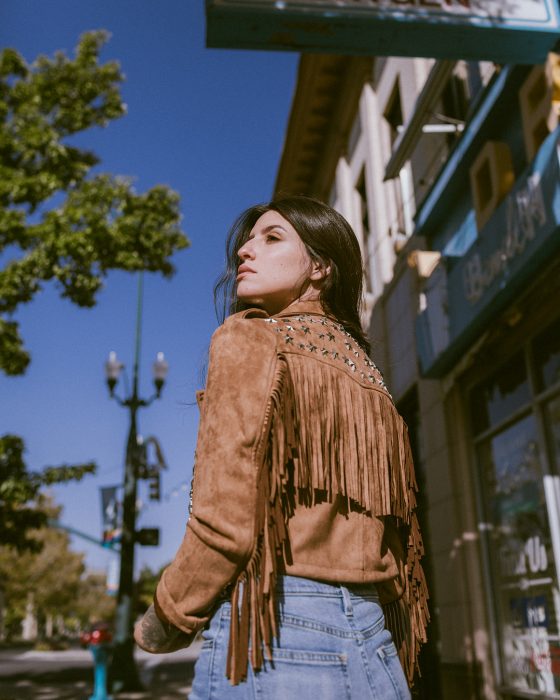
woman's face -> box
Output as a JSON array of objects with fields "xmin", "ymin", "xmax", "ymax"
[{"xmin": 236, "ymin": 210, "xmax": 324, "ymax": 315}]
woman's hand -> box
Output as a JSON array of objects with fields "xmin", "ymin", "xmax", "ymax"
[{"xmin": 134, "ymin": 604, "xmax": 194, "ymax": 654}]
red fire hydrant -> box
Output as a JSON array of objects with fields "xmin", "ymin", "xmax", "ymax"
[{"xmin": 86, "ymin": 625, "xmax": 114, "ymax": 700}]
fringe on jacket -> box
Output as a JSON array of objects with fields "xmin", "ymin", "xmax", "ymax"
[{"xmin": 225, "ymin": 351, "xmax": 429, "ymax": 687}]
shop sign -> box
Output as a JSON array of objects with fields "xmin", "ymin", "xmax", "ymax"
[
  {"xmin": 206, "ymin": 0, "xmax": 560, "ymax": 63},
  {"xmin": 416, "ymin": 127, "xmax": 560, "ymax": 377},
  {"xmin": 448, "ymin": 128, "xmax": 560, "ymax": 345},
  {"xmin": 462, "ymin": 174, "xmax": 547, "ymax": 306}
]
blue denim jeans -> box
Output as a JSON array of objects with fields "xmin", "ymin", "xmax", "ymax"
[{"xmin": 189, "ymin": 575, "xmax": 411, "ymax": 699}]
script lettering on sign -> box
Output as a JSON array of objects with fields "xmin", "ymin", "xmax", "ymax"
[{"xmin": 463, "ymin": 173, "xmax": 546, "ymax": 305}]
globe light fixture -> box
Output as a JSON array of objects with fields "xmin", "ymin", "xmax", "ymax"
[
  {"xmin": 152, "ymin": 352, "xmax": 169, "ymax": 397},
  {"xmin": 105, "ymin": 351, "xmax": 124, "ymax": 396}
]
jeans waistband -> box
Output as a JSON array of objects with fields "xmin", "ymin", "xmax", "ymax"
[
  {"xmin": 276, "ymin": 575, "xmax": 379, "ymax": 599},
  {"xmin": 218, "ymin": 575, "xmax": 382, "ymax": 623},
  {"xmin": 219, "ymin": 575, "xmax": 380, "ymax": 602}
]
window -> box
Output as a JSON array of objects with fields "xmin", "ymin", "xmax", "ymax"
[
  {"xmin": 519, "ymin": 58, "xmax": 559, "ymax": 163},
  {"xmin": 470, "ymin": 353, "xmax": 530, "ymax": 435},
  {"xmin": 384, "ymin": 80, "xmax": 408, "ymax": 238},
  {"xmin": 355, "ymin": 168, "xmax": 372, "ymax": 294},
  {"xmin": 468, "ymin": 141, "xmax": 514, "ymax": 232},
  {"xmin": 534, "ymin": 318, "xmax": 560, "ymax": 393},
  {"xmin": 384, "ymin": 78, "xmax": 403, "ymax": 148},
  {"xmin": 348, "ymin": 111, "xmax": 361, "ymax": 161},
  {"xmin": 409, "ymin": 66, "xmax": 471, "ymax": 207},
  {"xmin": 439, "ymin": 72, "xmax": 470, "ymax": 145},
  {"xmin": 535, "ymin": 318, "xmax": 560, "ymax": 470},
  {"xmin": 470, "ymin": 319, "xmax": 560, "ymax": 695}
]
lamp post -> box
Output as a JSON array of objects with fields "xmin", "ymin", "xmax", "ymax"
[{"xmin": 104, "ymin": 274, "xmax": 168, "ymax": 693}]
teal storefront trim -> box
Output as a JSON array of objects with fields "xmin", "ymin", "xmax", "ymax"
[
  {"xmin": 206, "ymin": 0, "xmax": 560, "ymax": 63},
  {"xmin": 417, "ymin": 126, "xmax": 560, "ymax": 378}
]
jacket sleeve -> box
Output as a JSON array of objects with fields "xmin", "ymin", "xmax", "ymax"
[{"xmin": 154, "ymin": 317, "xmax": 278, "ymax": 635}]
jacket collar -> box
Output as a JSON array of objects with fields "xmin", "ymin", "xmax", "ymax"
[
  {"xmin": 236, "ymin": 299, "xmax": 334, "ymax": 321},
  {"xmin": 274, "ymin": 299, "xmax": 331, "ymax": 319}
]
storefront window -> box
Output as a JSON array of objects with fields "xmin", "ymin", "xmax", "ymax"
[
  {"xmin": 534, "ymin": 318, "xmax": 560, "ymax": 393},
  {"xmin": 471, "ymin": 352, "xmax": 530, "ymax": 434},
  {"xmin": 546, "ymin": 396, "xmax": 560, "ymax": 471},
  {"xmin": 472, "ymin": 337, "xmax": 560, "ymax": 696},
  {"xmin": 478, "ymin": 415, "xmax": 560, "ymax": 693},
  {"xmin": 479, "ymin": 414, "xmax": 544, "ymax": 531}
]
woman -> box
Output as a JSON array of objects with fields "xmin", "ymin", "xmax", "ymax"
[{"xmin": 134, "ymin": 196, "xmax": 428, "ymax": 699}]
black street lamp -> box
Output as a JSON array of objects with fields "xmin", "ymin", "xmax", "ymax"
[{"xmin": 104, "ymin": 274, "xmax": 168, "ymax": 693}]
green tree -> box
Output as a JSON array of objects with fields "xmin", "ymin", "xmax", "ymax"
[
  {"xmin": 0, "ymin": 30, "xmax": 188, "ymax": 374},
  {"xmin": 0, "ymin": 497, "xmax": 85, "ymax": 639},
  {"xmin": 0, "ymin": 31, "xmax": 189, "ymax": 548},
  {"xmin": 135, "ymin": 564, "xmax": 167, "ymax": 614},
  {"xmin": 73, "ymin": 570, "xmax": 117, "ymax": 627},
  {"xmin": 0, "ymin": 434, "xmax": 95, "ymax": 551}
]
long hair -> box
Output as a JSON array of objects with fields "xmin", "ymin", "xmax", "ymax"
[{"xmin": 214, "ymin": 195, "xmax": 370, "ymax": 353}]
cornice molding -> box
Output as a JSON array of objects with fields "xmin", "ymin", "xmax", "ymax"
[{"xmin": 275, "ymin": 54, "xmax": 373, "ymax": 201}]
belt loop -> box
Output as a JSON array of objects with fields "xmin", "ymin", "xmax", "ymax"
[{"xmin": 340, "ymin": 585, "xmax": 353, "ymax": 618}]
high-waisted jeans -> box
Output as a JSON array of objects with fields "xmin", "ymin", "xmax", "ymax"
[{"xmin": 188, "ymin": 575, "xmax": 411, "ymax": 699}]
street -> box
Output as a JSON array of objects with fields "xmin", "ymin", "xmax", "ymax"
[{"xmin": 0, "ymin": 641, "xmax": 203, "ymax": 699}]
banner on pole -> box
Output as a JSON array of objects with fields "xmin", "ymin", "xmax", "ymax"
[
  {"xmin": 100, "ymin": 486, "xmax": 122, "ymax": 548},
  {"xmin": 106, "ymin": 557, "xmax": 120, "ymax": 596}
]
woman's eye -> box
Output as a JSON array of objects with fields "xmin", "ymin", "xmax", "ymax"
[{"xmin": 266, "ymin": 234, "xmax": 279, "ymax": 242}]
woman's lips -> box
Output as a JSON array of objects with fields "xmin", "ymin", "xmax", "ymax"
[{"xmin": 237, "ymin": 266, "xmax": 255, "ymax": 280}]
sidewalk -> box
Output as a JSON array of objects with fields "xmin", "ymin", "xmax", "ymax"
[{"xmin": 0, "ymin": 642, "xmax": 202, "ymax": 699}]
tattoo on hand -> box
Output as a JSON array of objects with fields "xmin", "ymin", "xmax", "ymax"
[{"xmin": 138, "ymin": 604, "xmax": 191, "ymax": 653}]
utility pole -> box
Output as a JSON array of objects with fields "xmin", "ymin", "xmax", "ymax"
[{"xmin": 104, "ymin": 273, "xmax": 168, "ymax": 693}]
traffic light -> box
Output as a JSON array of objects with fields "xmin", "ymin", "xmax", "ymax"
[
  {"xmin": 136, "ymin": 528, "xmax": 160, "ymax": 546},
  {"xmin": 148, "ymin": 472, "xmax": 160, "ymax": 501}
]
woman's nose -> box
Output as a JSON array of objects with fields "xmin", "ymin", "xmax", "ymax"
[{"xmin": 238, "ymin": 240, "xmax": 255, "ymax": 260}]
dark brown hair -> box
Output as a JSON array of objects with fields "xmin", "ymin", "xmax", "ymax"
[{"xmin": 214, "ymin": 195, "xmax": 370, "ymax": 353}]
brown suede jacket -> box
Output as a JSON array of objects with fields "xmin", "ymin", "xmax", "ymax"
[{"xmin": 152, "ymin": 300, "xmax": 428, "ymax": 685}]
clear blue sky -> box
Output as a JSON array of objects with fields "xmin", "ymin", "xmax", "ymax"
[{"xmin": 0, "ymin": 2, "xmax": 297, "ymax": 576}]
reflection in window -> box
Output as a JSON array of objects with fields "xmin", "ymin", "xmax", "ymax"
[
  {"xmin": 545, "ymin": 395, "xmax": 560, "ymax": 472},
  {"xmin": 478, "ymin": 415, "xmax": 545, "ymax": 536},
  {"xmin": 477, "ymin": 414, "xmax": 560, "ymax": 694},
  {"xmin": 534, "ymin": 318, "xmax": 560, "ymax": 393},
  {"xmin": 471, "ymin": 353, "xmax": 531, "ymax": 435}
]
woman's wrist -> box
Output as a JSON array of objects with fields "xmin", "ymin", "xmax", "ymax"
[{"xmin": 134, "ymin": 603, "xmax": 193, "ymax": 654}]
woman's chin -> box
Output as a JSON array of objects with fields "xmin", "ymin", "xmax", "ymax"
[
  {"xmin": 237, "ymin": 289, "xmax": 265, "ymax": 306},
  {"xmin": 237, "ymin": 293, "xmax": 274, "ymax": 314}
]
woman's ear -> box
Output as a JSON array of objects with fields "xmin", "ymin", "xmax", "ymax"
[{"xmin": 310, "ymin": 259, "xmax": 331, "ymax": 282}]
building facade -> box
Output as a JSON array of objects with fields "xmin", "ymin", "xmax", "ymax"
[{"xmin": 274, "ymin": 53, "xmax": 560, "ymax": 700}]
